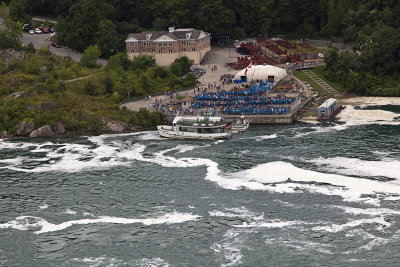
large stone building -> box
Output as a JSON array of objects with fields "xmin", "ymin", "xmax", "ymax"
[{"xmin": 125, "ymin": 27, "xmax": 211, "ymax": 66}]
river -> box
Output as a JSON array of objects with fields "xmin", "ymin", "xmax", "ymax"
[{"xmin": 1, "ymin": 97, "xmax": 400, "ymax": 266}]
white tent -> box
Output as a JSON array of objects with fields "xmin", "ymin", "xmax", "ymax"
[{"xmin": 234, "ymin": 64, "xmax": 287, "ymax": 83}]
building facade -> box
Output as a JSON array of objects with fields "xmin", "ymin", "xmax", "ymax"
[{"xmin": 125, "ymin": 27, "xmax": 211, "ymax": 66}]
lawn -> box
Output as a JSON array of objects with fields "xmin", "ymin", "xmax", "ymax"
[{"xmin": 293, "ymin": 70, "xmax": 328, "ymax": 96}]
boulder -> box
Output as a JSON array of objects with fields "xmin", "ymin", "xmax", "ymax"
[
  {"xmin": 102, "ymin": 121, "xmax": 130, "ymax": 132},
  {"xmin": 29, "ymin": 125, "xmax": 55, "ymax": 138},
  {"xmin": 16, "ymin": 121, "xmax": 35, "ymax": 136},
  {"xmin": 0, "ymin": 131, "xmax": 14, "ymax": 139},
  {"xmin": 53, "ymin": 122, "xmax": 66, "ymax": 135}
]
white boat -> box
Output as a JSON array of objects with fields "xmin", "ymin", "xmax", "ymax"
[
  {"xmin": 231, "ymin": 116, "xmax": 249, "ymax": 133},
  {"xmin": 157, "ymin": 116, "xmax": 232, "ymax": 140}
]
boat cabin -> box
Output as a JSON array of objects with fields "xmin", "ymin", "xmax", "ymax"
[{"xmin": 318, "ymin": 98, "xmax": 337, "ymax": 118}]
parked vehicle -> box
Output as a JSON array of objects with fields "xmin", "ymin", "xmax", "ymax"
[
  {"xmin": 39, "ymin": 27, "xmax": 50, "ymax": 33},
  {"xmin": 29, "ymin": 30, "xmax": 35, "ymax": 34},
  {"xmin": 49, "ymin": 27, "xmax": 55, "ymax": 33},
  {"xmin": 50, "ymin": 42, "xmax": 61, "ymax": 48},
  {"xmin": 191, "ymin": 67, "xmax": 206, "ymax": 78},
  {"xmin": 23, "ymin": 24, "xmax": 32, "ymax": 32},
  {"xmin": 34, "ymin": 28, "xmax": 42, "ymax": 34}
]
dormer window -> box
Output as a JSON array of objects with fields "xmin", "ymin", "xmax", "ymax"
[
  {"xmin": 186, "ymin": 33, "xmax": 192, "ymax": 39},
  {"xmin": 146, "ymin": 34, "xmax": 152, "ymax": 40}
]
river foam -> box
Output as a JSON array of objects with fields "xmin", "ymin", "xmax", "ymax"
[{"xmin": 0, "ymin": 212, "xmax": 200, "ymax": 234}]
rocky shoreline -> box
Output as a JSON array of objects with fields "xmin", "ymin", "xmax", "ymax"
[{"xmin": 0, "ymin": 120, "xmax": 144, "ymax": 140}]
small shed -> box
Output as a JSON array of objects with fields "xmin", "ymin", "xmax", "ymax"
[
  {"xmin": 180, "ymin": 96, "xmax": 193, "ymax": 109},
  {"xmin": 318, "ymin": 98, "xmax": 337, "ymax": 118}
]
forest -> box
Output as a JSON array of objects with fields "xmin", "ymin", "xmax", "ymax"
[{"xmin": 2, "ymin": 0, "xmax": 400, "ymax": 96}]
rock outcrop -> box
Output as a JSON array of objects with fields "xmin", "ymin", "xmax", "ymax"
[
  {"xmin": 5, "ymin": 91, "xmax": 28, "ymax": 100},
  {"xmin": 53, "ymin": 122, "xmax": 66, "ymax": 135},
  {"xmin": 16, "ymin": 121, "xmax": 35, "ymax": 136},
  {"xmin": 102, "ymin": 121, "xmax": 130, "ymax": 132},
  {"xmin": 0, "ymin": 131, "xmax": 14, "ymax": 139},
  {"xmin": 29, "ymin": 125, "xmax": 55, "ymax": 138}
]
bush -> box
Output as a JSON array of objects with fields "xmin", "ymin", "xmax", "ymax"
[{"xmin": 80, "ymin": 45, "xmax": 101, "ymax": 68}]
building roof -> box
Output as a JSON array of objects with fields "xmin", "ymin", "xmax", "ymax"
[
  {"xmin": 126, "ymin": 28, "xmax": 210, "ymax": 42},
  {"xmin": 318, "ymin": 98, "xmax": 337, "ymax": 109},
  {"xmin": 234, "ymin": 65, "xmax": 287, "ymax": 83}
]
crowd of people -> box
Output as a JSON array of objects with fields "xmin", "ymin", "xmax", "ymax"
[
  {"xmin": 191, "ymin": 81, "xmax": 294, "ymax": 115},
  {"xmin": 287, "ymin": 61, "xmax": 321, "ymax": 70},
  {"xmin": 146, "ymin": 71, "xmax": 298, "ymax": 116}
]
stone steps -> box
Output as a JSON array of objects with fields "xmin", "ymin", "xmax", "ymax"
[{"xmin": 302, "ymin": 69, "xmax": 338, "ymax": 95}]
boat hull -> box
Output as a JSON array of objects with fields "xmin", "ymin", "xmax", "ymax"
[
  {"xmin": 231, "ymin": 122, "xmax": 249, "ymax": 133},
  {"xmin": 157, "ymin": 126, "xmax": 231, "ymax": 140}
]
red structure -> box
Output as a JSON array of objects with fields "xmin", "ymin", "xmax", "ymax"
[
  {"xmin": 275, "ymin": 40, "xmax": 296, "ymax": 49},
  {"xmin": 257, "ymin": 39, "xmax": 286, "ymax": 55}
]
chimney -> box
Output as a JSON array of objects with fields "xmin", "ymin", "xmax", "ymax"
[{"xmin": 168, "ymin": 26, "xmax": 175, "ymax": 33}]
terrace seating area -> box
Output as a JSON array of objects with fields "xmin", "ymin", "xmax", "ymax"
[
  {"xmin": 228, "ymin": 43, "xmax": 279, "ymax": 70},
  {"xmin": 298, "ymin": 43, "xmax": 318, "ymax": 52},
  {"xmin": 191, "ymin": 81, "xmax": 294, "ymax": 115},
  {"xmin": 286, "ymin": 54, "xmax": 303, "ymax": 62},
  {"xmin": 258, "ymin": 39, "xmax": 286, "ymax": 55},
  {"xmin": 275, "ymin": 40, "xmax": 296, "ymax": 49}
]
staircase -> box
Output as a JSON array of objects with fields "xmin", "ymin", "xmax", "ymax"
[{"xmin": 302, "ymin": 69, "xmax": 338, "ymax": 95}]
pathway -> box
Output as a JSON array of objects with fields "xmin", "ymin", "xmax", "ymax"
[{"xmin": 122, "ymin": 63, "xmax": 239, "ymax": 112}]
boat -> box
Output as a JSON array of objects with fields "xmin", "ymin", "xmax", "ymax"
[
  {"xmin": 157, "ymin": 116, "xmax": 232, "ymax": 140},
  {"xmin": 231, "ymin": 116, "xmax": 249, "ymax": 133}
]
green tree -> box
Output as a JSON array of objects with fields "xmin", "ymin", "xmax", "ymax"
[
  {"xmin": 0, "ymin": 2, "xmax": 9, "ymax": 20},
  {"xmin": 8, "ymin": 0, "xmax": 31, "ymax": 22},
  {"xmin": 0, "ymin": 19, "xmax": 22, "ymax": 49},
  {"xmin": 96, "ymin": 19, "xmax": 120, "ymax": 58},
  {"xmin": 80, "ymin": 45, "xmax": 101, "ymax": 68},
  {"xmin": 323, "ymin": 46, "xmax": 339, "ymax": 69}
]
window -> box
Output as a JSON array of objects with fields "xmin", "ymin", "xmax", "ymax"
[
  {"xmin": 163, "ymin": 43, "xmax": 167, "ymax": 47},
  {"xmin": 159, "ymin": 50, "xmax": 162, "ymax": 53},
  {"xmin": 186, "ymin": 41, "xmax": 190, "ymax": 45},
  {"xmin": 168, "ymin": 43, "xmax": 172, "ymax": 47},
  {"xmin": 130, "ymin": 49, "xmax": 134, "ymax": 53},
  {"xmin": 191, "ymin": 48, "xmax": 196, "ymax": 51},
  {"xmin": 191, "ymin": 41, "xmax": 195, "ymax": 45},
  {"xmin": 152, "ymin": 49, "xmax": 155, "ymax": 52},
  {"xmin": 168, "ymin": 50, "xmax": 173, "ymax": 53},
  {"xmin": 142, "ymin": 42, "xmax": 145, "ymax": 46},
  {"xmin": 129, "ymin": 43, "xmax": 134, "ymax": 47},
  {"xmin": 181, "ymin": 41, "xmax": 185, "ymax": 46},
  {"xmin": 182, "ymin": 48, "xmax": 186, "ymax": 52},
  {"xmin": 158, "ymin": 43, "xmax": 162, "ymax": 47}
]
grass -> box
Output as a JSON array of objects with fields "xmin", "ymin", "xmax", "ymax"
[
  {"xmin": 311, "ymin": 66, "xmax": 344, "ymax": 93},
  {"xmin": 293, "ymin": 70, "xmax": 328, "ymax": 96}
]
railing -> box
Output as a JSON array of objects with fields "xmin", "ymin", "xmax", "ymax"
[{"xmin": 119, "ymin": 85, "xmax": 197, "ymax": 106}]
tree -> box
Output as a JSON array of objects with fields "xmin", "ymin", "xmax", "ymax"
[
  {"xmin": 0, "ymin": 2, "xmax": 9, "ymax": 20},
  {"xmin": 8, "ymin": 0, "xmax": 31, "ymax": 22},
  {"xmin": 0, "ymin": 19, "xmax": 22, "ymax": 49},
  {"xmin": 57, "ymin": 0, "xmax": 114, "ymax": 52},
  {"xmin": 323, "ymin": 46, "xmax": 339, "ymax": 69},
  {"xmin": 170, "ymin": 57, "xmax": 191, "ymax": 77},
  {"xmin": 80, "ymin": 45, "xmax": 101, "ymax": 68},
  {"xmin": 96, "ymin": 19, "xmax": 120, "ymax": 58}
]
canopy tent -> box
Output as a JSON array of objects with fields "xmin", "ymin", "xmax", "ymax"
[{"xmin": 234, "ymin": 64, "xmax": 287, "ymax": 83}]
